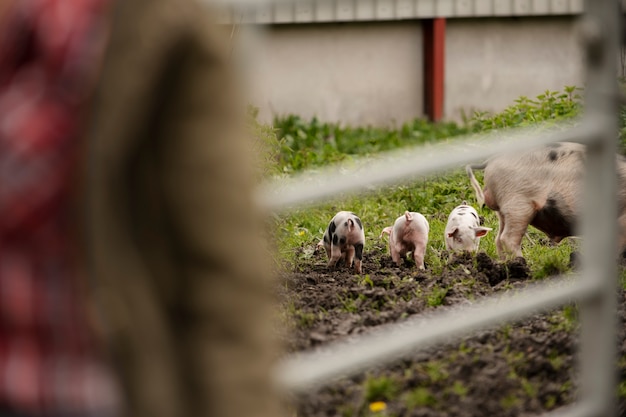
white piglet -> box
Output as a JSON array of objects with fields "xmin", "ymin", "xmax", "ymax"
[
  {"xmin": 320, "ymin": 211, "xmax": 365, "ymax": 274},
  {"xmin": 380, "ymin": 211, "xmax": 429, "ymax": 269},
  {"xmin": 444, "ymin": 201, "xmax": 491, "ymax": 252}
]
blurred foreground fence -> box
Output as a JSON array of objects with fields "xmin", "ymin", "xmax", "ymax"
[{"xmin": 214, "ymin": 0, "xmax": 621, "ymax": 415}]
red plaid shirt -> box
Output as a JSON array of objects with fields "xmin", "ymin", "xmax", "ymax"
[{"xmin": 0, "ymin": 0, "xmax": 119, "ymax": 415}]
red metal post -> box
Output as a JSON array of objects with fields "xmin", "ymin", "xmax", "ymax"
[{"xmin": 423, "ymin": 18, "xmax": 446, "ymax": 122}]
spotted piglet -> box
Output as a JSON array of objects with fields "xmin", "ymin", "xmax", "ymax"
[
  {"xmin": 444, "ymin": 201, "xmax": 491, "ymax": 252},
  {"xmin": 380, "ymin": 211, "xmax": 429, "ymax": 269},
  {"xmin": 320, "ymin": 211, "xmax": 365, "ymax": 274}
]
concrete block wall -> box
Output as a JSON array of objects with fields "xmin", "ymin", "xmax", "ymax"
[{"xmin": 245, "ymin": 16, "xmax": 583, "ymax": 125}]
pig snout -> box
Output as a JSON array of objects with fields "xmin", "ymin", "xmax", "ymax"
[
  {"xmin": 322, "ymin": 211, "xmax": 365, "ymax": 274},
  {"xmin": 382, "ymin": 211, "xmax": 429, "ymax": 269}
]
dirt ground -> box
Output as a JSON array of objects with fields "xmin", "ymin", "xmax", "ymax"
[{"xmin": 276, "ymin": 244, "xmax": 626, "ymax": 417}]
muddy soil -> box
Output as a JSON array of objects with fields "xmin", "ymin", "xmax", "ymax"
[{"xmin": 276, "ymin": 244, "xmax": 626, "ymax": 417}]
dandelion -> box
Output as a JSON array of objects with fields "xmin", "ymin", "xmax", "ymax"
[
  {"xmin": 369, "ymin": 401, "xmax": 387, "ymax": 413},
  {"xmin": 298, "ymin": 230, "xmax": 305, "ymax": 236}
]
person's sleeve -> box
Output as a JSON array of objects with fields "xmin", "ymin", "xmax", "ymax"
[{"xmin": 156, "ymin": 13, "xmax": 284, "ymax": 417}]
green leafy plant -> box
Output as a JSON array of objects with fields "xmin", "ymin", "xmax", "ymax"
[
  {"xmin": 364, "ymin": 375, "xmax": 400, "ymax": 402},
  {"xmin": 426, "ymin": 286, "xmax": 449, "ymax": 307},
  {"xmin": 449, "ymin": 381, "xmax": 469, "ymax": 397},
  {"xmin": 404, "ymin": 387, "xmax": 437, "ymax": 408},
  {"xmin": 468, "ymin": 86, "xmax": 582, "ymax": 132},
  {"xmin": 272, "ymin": 114, "xmax": 469, "ymax": 173}
]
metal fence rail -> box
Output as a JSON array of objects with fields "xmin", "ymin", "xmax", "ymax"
[{"xmin": 243, "ymin": 0, "xmax": 621, "ymax": 415}]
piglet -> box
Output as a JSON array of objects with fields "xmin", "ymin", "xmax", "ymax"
[
  {"xmin": 444, "ymin": 201, "xmax": 491, "ymax": 252},
  {"xmin": 320, "ymin": 211, "xmax": 365, "ymax": 274},
  {"xmin": 380, "ymin": 211, "xmax": 429, "ymax": 269}
]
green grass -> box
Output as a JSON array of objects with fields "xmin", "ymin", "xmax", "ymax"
[
  {"xmin": 426, "ymin": 286, "xmax": 449, "ymax": 307},
  {"xmin": 449, "ymin": 381, "xmax": 469, "ymax": 397},
  {"xmin": 364, "ymin": 375, "xmax": 400, "ymax": 402},
  {"xmin": 404, "ymin": 387, "xmax": 437, "ymax": 408},
  {"xmin": 273, "ymin": 115, "xmax": 469, "ymax": 174}
]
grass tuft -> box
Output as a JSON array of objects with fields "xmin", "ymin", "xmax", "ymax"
[
  {"xmin": 364, "ymin": 375, "xmax": 400, "ymax": 402},
  {"xmin": 404, "ymin": 387, "xmax": 437, "ymax": 409}
]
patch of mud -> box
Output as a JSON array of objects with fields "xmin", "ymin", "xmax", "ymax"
[{"xmin": 277, "ymin": 246, "xmax": 626, "ymax": 417}]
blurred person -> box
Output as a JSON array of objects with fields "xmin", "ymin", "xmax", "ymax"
[
  {"xmin": 86, "ymin": 1, "xmax": 283, "ymax": 417},
  {"xmin": 0, "ymin": 0, "xmax": 120, "ymax": 416},
  {"xmin": 1, "ymin": 0, "xmax": 282, "ymax": 417}
]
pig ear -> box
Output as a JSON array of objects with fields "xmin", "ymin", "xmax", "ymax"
[
  {"xmin": 447, "ymin": 227, "xmax": 459, "ymax": 238},
  {"xmin": 347, "ymin": 218, "xmax": 355, "ymax": 230},
  {"xmin": 472, "ymin": 226, "xmax": 492, "ymax": 238}
]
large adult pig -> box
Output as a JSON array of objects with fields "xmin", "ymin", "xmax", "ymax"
[
  {"xmin": 320, "ymin": 211, "xmax": 365, "ymax": 274},
  {"xmin": 380, "ymin": 211, "xmax": 429, "ymax": 269},
  {"xmin": 444, "ymin": 201, "xmax": 491, "ymax": 252},
  {"xmin": 466, "ymin": 141, "xmax": 626, "ymax": 258}
]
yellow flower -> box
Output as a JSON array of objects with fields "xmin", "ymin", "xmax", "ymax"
[
  {"xmin": 369, "ymin": 401, "xmax": 387, "ymax": 413},
  {"xmin": 298, "ymin": 230, "xmax": 305, "ymax": 236}
]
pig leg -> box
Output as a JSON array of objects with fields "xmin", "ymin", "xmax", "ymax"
[
  {"xmin": 345, "ymin": 246, "xmax": 355, "ymax": 268},
  {"xmin": 412, "ymin": 243, "xmax": 427, "ymax": 270},
  {"xmin": 495, "ymin": 211, "xmax": 505, "ymax": 257},
  {"xmin": 328, "ymin": 244, "xmax": 343, "ymax": 268},
  {"xmin": 353, "ymin": 243, "xmax": 364, "ymax": 274},
  {"xmin": 413, "ymin": 247, "xmax": 426, "ymax": 269},
  {"xmin": 322, "ymin": 242, "xmax": 332, "ymax": 260},
  {"xmin": 498, "ymin": 202, "xmax": 534, "ymax": 258},
  {"xmin": 390, "ymin": 243, "xmax": 403, "ymax": 266}
]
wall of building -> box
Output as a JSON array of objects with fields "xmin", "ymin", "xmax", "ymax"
[
  {"xmin": 247, "ymin": 22, "xmax": 424, "ymax": 126},
  {"xmin": 246, "ymin": 16, "xmax": 583, "ymax": 126},
  {"xmin": 445, "ymin": 17, "xmax": 584, "ymax": 122}
]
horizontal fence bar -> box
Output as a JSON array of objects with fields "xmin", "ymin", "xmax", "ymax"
[
  {"xmin": 257, "ymin": 121, "xmax": 601, "ymax": 212},
  {"xmin": 537, "ymin": 400, "xmax": 600, "ymax": 417},
  {"xmin": 273, "ymin": 273, "xmax": 601, "ymax": 394}
]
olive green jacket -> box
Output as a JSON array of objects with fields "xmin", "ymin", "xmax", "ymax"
[{"xmin": 85, "ymin": 1, "xmax": 280, "ymax": 416}]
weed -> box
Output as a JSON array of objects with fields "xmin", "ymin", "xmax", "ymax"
[
  {"xmin": 560, "ymin": 380, "xmax": 573, "ymax": 394},
  {"xmin": 500, "ymin": 394, "xmax": 520, "ymax": 410},
  {"xmin": 364, "ymin": 375, "xmax": 400, "ymax": 402},
  {"xmin": 468, "ymin": 86, "xmax": 582, "ymax": 133},
  {"xmin": 619, "ymin": 381, "xmax": 626, "ymax": 398},
  {"xmin": 295, "ymin": 311, "xmax": 317, "ymax": 328},
  {"xmin": 426, "ymin": 286, "xmax": 449, "ymax": 307},
  {"xmin": 449, "ymin": 381, "xmax": 469, "ymax": 397},
  {"xmin": 549, "ymin": 304, "xmax": 579, "ymax": 333},
  {"xmin": 547, "ymin": 350, "xmax": 565, "ymax": 371},
  {"xmin": 380, "ymin": 276, "xmax": 394, "ymax": 290},
  {"xmin": 458, "ymin": 341, "xmax": 473, "ymax": 355},
  {"xmin": 338, "ymin": 294, "xmax": 359, "ymax": 313},
  {"xmin": 423, "ymin": 361, "xmax": 449, "ymax": 383},
  {"xmin": 274, "ymin": 115, "xmax": 469, "ymax": 173},
  {"xmin": 501, "ymin": 323, "xmax": 513, "ymax": 340},
  {"xmin": 339, "ymin": 404, "xmax": 355, "ymax": 417},
  {"xmin": 361, "ymin": 275, "xmax": 375, "ymax": 288},
  {"xmin": 520, "ymin": 379, "xmax": 538, "ymax": 398},
  {"xmin": 533, "ymin": 251, "xmax": 571, "ymax": 280},
  {"xmin": 544, "ymin": 394, "xmax": 558, "ymax": 409},
  {"xmin": 404, "ymin": 387, "xmax": 437, "ymax": 409}
]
